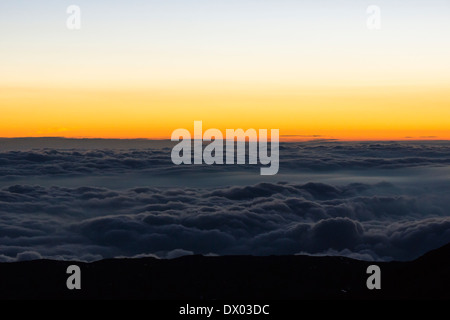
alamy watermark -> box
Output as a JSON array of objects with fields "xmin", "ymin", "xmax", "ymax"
[
  {"xmin": 64, "ymin": 5, "xmax": 381, "ymax": 31},
  {"xmin": 171, "ymin": 121, "xmax": 279, "ymax": 175},
  {"xmin": 66, "ymin": 5, "xmax": 81, "ymax": 30},
  {"xmin": 367, "ymin": 5, "xmax": 381, "ymax": 30}
]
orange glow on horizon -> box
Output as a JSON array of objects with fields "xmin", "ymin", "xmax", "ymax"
[{"xmin": 1, "ymin": 85, "xmax": 449, "ymax": 141}]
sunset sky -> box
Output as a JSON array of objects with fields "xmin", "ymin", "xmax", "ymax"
[{"xmin": 1, "ymin": 0, "xmax": 450, "ymax": 140}]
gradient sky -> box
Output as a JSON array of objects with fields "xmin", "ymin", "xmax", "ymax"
[{"xmin": 1, "ymin": 0, "xmax": 450, "ymax": 139}]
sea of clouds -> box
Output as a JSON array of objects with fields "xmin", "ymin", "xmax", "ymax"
[{"xmin": 1, "ymin": 139, "xmax": 450, "ymax": 262}]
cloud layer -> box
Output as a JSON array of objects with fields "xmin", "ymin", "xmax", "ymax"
[
  {"xmin": 1, "ymin": 140, "xmax": 450, "ymax": 178},
  {"xmin": 1, "ymin": 139, "xmax": 449, "ymax": 262},
  {"xmin": 1, "ymin": 181, "xmax": 449, "ymax": 262}
]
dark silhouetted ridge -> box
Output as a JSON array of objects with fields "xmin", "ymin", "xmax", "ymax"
[{"xmin": 0, "ymin": 244, "xmax": 449, "ymax": 300}]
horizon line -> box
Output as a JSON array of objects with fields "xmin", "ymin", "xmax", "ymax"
[{"xmin": 1, "ymin": 136, "xmax": 450, "ymax": 142}]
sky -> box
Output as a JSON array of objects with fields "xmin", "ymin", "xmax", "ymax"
[{"xmin": 1, "ymin": 0, "xmax": 450, "ymax": 139}]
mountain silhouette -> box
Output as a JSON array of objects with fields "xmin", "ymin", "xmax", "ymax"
[{"xmin": 0, "ymin": 243, "xmax": 449, "ymax": 299}]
